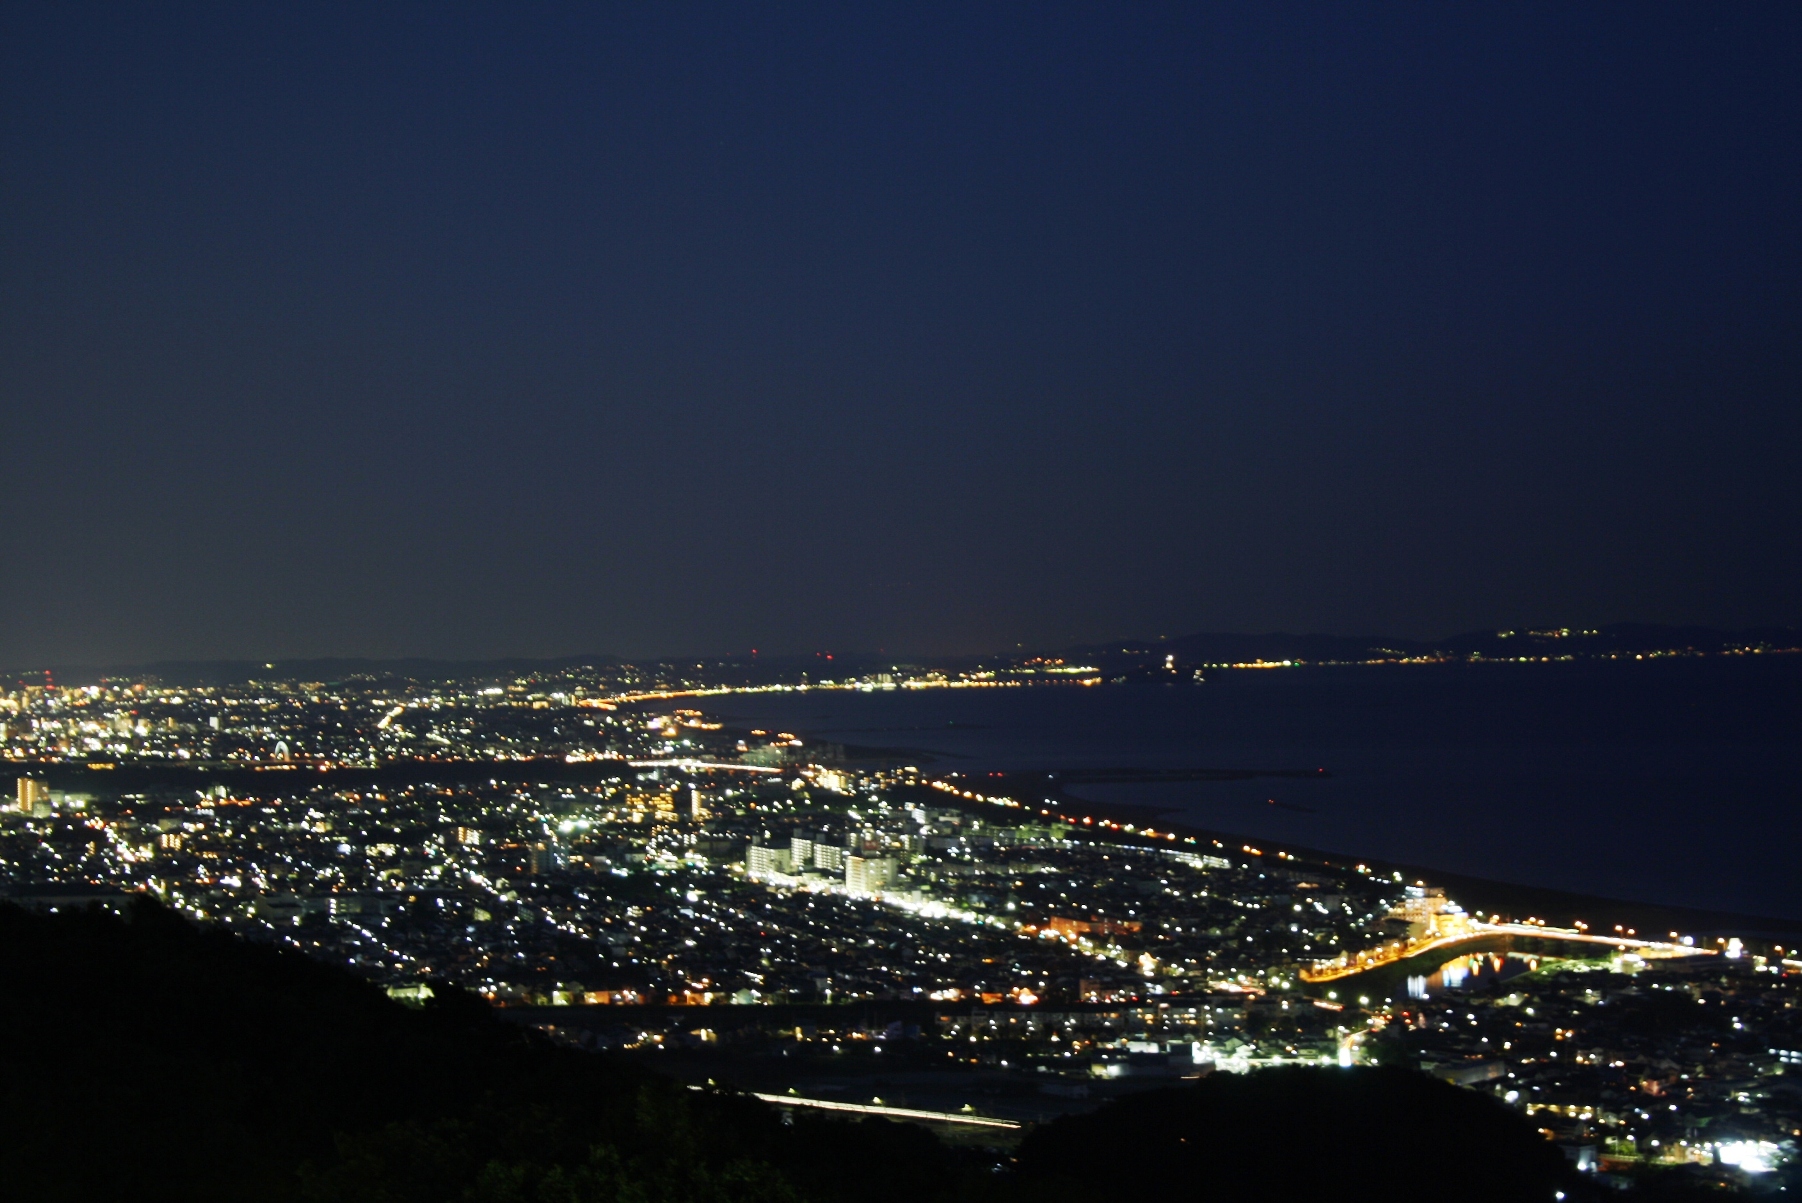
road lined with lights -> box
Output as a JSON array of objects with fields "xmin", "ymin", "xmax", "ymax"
[{"xmin": 745, "ymin": 1092, "xmax": 1021, "ymax": 1128}]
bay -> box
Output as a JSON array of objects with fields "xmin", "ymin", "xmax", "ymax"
[{"xmin": 704, "ymin": 657, "xmax": 1802, "ymax": 921}]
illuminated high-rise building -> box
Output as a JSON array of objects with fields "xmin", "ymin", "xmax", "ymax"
[
  {"xmin": 844, "ymin": 854, "xmax": 896, "ymax": 896},
  {"xmin": 745, "ymin": 842, "xmax": 793, "ymax": 880},
  {"xmin": 16, "ymin": 777, "xmax": 50, "ymax": 815}
]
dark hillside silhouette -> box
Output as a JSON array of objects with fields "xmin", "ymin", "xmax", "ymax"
[
  {"xmin": 1015, "ymin": 1067, "xmax": 1574, "ymax": 1203},
  {"xmin": 0, "ymin": 900, "xmax": 968, "ymax": 1203}
]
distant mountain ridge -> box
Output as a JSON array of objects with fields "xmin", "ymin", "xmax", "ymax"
[
  {"xmin": 1064, "ymin": 622, "xmax": 1802, "ymax": 670},
  {"xmin": 10, "ymin": 623, "xmax": 1799, "ymax": 686},
  {"xmin": 5, "ymin": 654, "xmax": 624, "ymax": 687}
]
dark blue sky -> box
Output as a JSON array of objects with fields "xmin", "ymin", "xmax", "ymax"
[{"xmin": 3, "ymin": 3, "xmax": 1799, "ymax": 662}]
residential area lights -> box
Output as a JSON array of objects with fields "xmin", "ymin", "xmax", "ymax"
[{"xmin": 0, "ymin": 664, "xmax": 1796, "ymax": 1179}]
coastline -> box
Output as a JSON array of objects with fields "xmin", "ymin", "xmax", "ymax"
[{"xmin": 922, "ymin": 769, "xmax": 1802, "ymax": 943}]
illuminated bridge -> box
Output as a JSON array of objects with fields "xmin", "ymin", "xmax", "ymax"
[{"xmin": 1299, "ymin": 921, "xmax": 1711, "ymax": 985}]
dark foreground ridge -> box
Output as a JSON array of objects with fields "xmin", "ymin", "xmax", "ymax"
[
  {"xmin": 1017, "ymin": 1069, "xmax": 1569, "ymax": 1200},
  {"xmin": 0, "ymin": 899, "xmax": 967, "ymax": 1203},
  {"xmin": 0, "ymin": 901, "xmax": 1607, "ymax": 1203}
]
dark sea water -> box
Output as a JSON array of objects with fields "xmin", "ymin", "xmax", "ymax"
[{"xmin": 703, "ymin": 658, "xmax": 1802, "ymax": 921}]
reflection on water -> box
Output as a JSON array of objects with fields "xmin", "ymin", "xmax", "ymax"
[{"xmin": 1407, "ymin": 952, "xmax": 1538, "ymax": 999}]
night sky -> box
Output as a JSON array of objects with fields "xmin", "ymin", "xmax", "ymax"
[{"xmin": 3, "ymin": 4, "xmax": 1799, "ymax": 664}]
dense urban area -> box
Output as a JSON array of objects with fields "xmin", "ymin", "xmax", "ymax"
[{"xmin": 2, "ymin": 663, "xmax": 1798, "ymax": 1191}]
